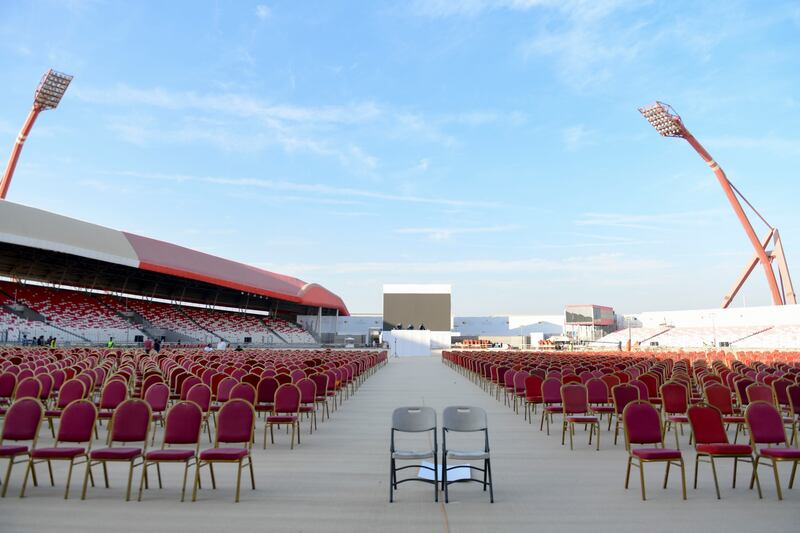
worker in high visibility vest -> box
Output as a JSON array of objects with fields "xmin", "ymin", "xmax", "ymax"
[{"xmin": 107, "ymin": 337, "xmax": 114, "ymax": 348}]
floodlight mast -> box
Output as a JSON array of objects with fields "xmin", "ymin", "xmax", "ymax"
[
  {"xmin": 0, "ymin": 69, "xmax": 73, "ymax": 199},
  {"xmin": 638, "ymin": 101, "xmax": 796, "ymax": 308}
]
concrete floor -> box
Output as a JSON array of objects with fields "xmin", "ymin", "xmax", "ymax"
[{"xmin": 1, "ymin": 356, "xmax": 798, "ymax": 533}]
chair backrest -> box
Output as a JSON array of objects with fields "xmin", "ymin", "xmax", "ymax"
[
  {"xmin": 612, "ymin": 384, "xmax": 640, "ymax": 415},
  {"xmin": 623, "ymin": 401, "xmax": 663, "ymax": 446},
  {"xmin": 586, "ymin": 378, "xmax": 609, "ymax": 404},
  {"xmin": 704, "ymin": 384, "xmax": 735, "ymax": 415},
  {"xmin": 275, "ymin": 373, "xmax": 292, "ymax": 386},
  {"xmin": 141, "ymin": 374, "xmax": 164, "ymax": 397},
  {"xmin": 163, "ymin": 401, "xmax": 203, "ymax": 445},
  {"xmin": 229, "ymin": 383, "xmax": 257, "ymax": 404},
  {"xmin": 180, "ymin": 376, "xmax": 201, "ymax": 400},
  {"xmin": 745, "ymin": 401, "xmax": 787, "ymax": 446},
  {"xmin": 36, "ymin": 373, "xmax": 53, "ymax": 401},
  {"xmin": 392, "ymin": 406, "xmax": 436, "ymax": 432},
  {"xmin": 273, "ymin": 384, "xmax": 301, "ymax": 414},
  {"xmin": 1, "ymin": 398, "xmax": 44, "ymax": 442},
  {"xmin": 256, "ymin": 377, "xmax": 280, "ymax": 404},
  {"xmin": 513, "ymin": 371, "xmax": 529, "ymax": 391},
  {"xmin": 296, "ymin": 378, "xmax": 316, "ymax": 404},
  {"xmin": 561, "ymin": 383, "xmax": 589, "ymax": 415},
  {"xmin": 310, "ymin": 374, "xmax": 328, "ymax": 396},
  {"xmin": 290, "ymin": 369, "xmax": 306, "ymax": 383},
  {"xmin": 242, "ymin": 373, "xmax": 261, "ymax": 389},
  {"xmin": 746, "ymin": 383, "xmax": 774, "ymax": 405},
  {"xmin": 442, "ymin": 406, "xmax": 487, "ymax": 432},
  {"xmin": 57, "ymin": 399, "xmax": 98, "ymax": 444},
  {"xmin": 215, "ymin": 399, "xmax": 255, "ymax": 445},
  {"xmin": 99, "ymin": 379, "xmax": 128, "ymax": 409},
  {"xmin": 524, "ymin": 375, "xmax": 543, "ymax": 398},
  {"xmin": 629, "ymin": 380, "xmax": 649, "ymax": 402},
  {"xmin": 14, "ymin": 377, "xmax": 41, "ymax": 400},
  {"xmin": 660, "ymin": 382, "xmax": 688, "ymax": 415},
  {"xmin": 788, "ymin": 384, "xmax": 800, "ymax": 415},
  {"xmin": 216, "ymin": 377, "xmax": 238, "ymax": 403},
  {"xmin": 600, "ymin": 374, "xmax": 620, "ymax": 392},
  {"xmin": 541, "ymin": 378, "xmax": 562, "ymax": 403},
  {"xmin": 109, "ymin": 399, "xmax": 151, "ymax": 443},
  {"xmin": 186, "ymin": 383, "xmax": 212, "ymax": 412},
  {"xmin": 562, "ymin": 374, "xmax": 581, "ymax": 385},
  {"xmin": 772, "ymin": 379, "xmax": 792, "ymax": 407},
  {"xmin": 144, "ymin": 382, "xmax": 170, "ymax": 412},
  {"xmin": 734, "ymin": 378, "xmax": 755, "ymax": 405},
  {"xmin": 687, "ymin": 404, "xmax": 729, "ymax": 445},
  {"xmin": 0, "ymin": 372, "xmax": 17, "ymax": 399}
]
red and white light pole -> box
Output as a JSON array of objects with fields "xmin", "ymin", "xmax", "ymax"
[
  {"xmin": 639, "ymin": 101, "xmax": 796, "ymax": 308},
  {"xmin": 0, "ymin": 69, "xmax": 73, "ymax": 199}
]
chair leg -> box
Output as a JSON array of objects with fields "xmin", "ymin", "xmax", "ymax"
[
  {"xmin": 710, "ymin": 456, "xmax": 721, "ymax": 499},
  {"xmin": 771, "ymin": 459, "xmax": 783, "ymax": 500},
  {"xmin": 81, "ymin": 460, "xmax": 92, "ymax": 500},
  {"xmin": 639, "ymin": 461, "xmax": 647, "ymax": 500},
  {"xmin": 248, "ymin": 457, "xmax": 255, "ymax": 490},
  {"xmin": 19, "ymin": 459, "xmax": 33, "ymax": 497},
  {"xmin": 235, "ymin": 459, "xmax": 243, "ymax": 503},
  {"xmin": 679, "ymin": 459, "xmax": 687, "ymax": 500},
  {"xmin": 1, "ymin": 457, "xmax": 14, "ymax": 498},
  {"xmin": 191, "ymin": 462, "xmax": 201, "ymax": 501},
  {"xmin": 624, "ymin": 456, "xmax": 632, "ymax": 489},
  {"xmin": 125, "ymin": 460, "xmax": 135, "ymax": 501},
  {"xmin": 209, "ymin": 463, "xmax": 216, "ymax": 489},
  {"xmin": 389, "ymin": 458, "xmax": 394, "ymax": 502},
  {"xmin": 693, "ymin": 454, "xmax": 700, "ymax": 489},
  {"xmin": 750, "ymin": 455, "xmax": 763, "ymax": 498},
  {"xmin": 64, "ymin": 458, "xmax": 75, "ymax": 500},
  {"xmin": 102, "ymin": 461, "xmax": 110, "ymax": 488},
  {"xmin": 487, "ymin": 458, "xmax": 494, "ymax": 503},
  {"xmin": 138, "ymin": 461, "xmax": 147, "ymax": 502},
  {"xmin": 180, "ymin": 461, "xmax": 190, "ymax": 502},
  {"xmin": 732, "ymin": 457, "xmax": 738, "ymax": 488},
  {"xmin": 664, "ymin": 460, "xmax": 671, "ymax": 489},
  {"xmin": 789, "ymin": 460, "xmax": 797, "ymax": 489}
]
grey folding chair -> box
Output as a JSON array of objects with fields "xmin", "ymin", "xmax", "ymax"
[
  {"xmin": 442, "ymin": 405, "xmax": 493, "ymax": 503},
  {"xmin": 389, "ymin": 406, "xmax": 438, "ymax": 502}
]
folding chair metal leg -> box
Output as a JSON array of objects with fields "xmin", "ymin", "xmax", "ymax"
[{"xmin": 710, "ymin": 456, "xmax": 721, "ymax": 499}]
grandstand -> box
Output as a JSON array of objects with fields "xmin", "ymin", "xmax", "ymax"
[{"xmin": 0, "ymin": 200, "xmax": 342, "ymax": 346}]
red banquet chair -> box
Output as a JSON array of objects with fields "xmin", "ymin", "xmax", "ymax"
[
  {"xmin": 296, "ymin": 377, "xmax": 318, "ymax": 434},
  {"xmin": 139, "ymin": 401, "xmax": 203, "ymax": 502},
  {"xmin": 144, "ymin": 383, "xmax": 170, "ymax": 444},
  {"xmin": 264, "ymin": 383, "xmax": 302, "ymax": 449},
  {"xmin": 687, "ymin": 403, "xmax": 758, "ymax": 499},
  {"xmin": 560, "ymin": 383, "xmax": 600, "ymax": 451},
  {"xmin": 0, "ymin": 398, "xmax": 44, "ymax": 497},
  {"xmin": 0, "ymin": 372, "xmax": 17, "ymax": 406},
  {"xmin": 661, "ymin": 382, "xmax": 690, "ymax": 450},
  {"xmin": 187, "ymin": 383, "xmax": 213, "ymax": 442},
  {"xmin": 192, "ymin": 399, "xmax": 256, "ymax": 503},
  {"xmin": 82, "ymin": 398, "xmax": 151, "ymax": 501},
  {"xmin": 622, "ymin": 401, "xmax": 686, "ymax": 501},
  {"xmin": 745, "ymin": 401, "xmax": 800, "ymax": 500},
  {"xmin": 310, "ymin": 373, "xmax": 331, "ymax": 421},
  {"xmin": 539, "ymin": 378, "xmax": 562, "ymax": 435},
  {"xmin": 523, "ymin": 375, "xmax": 543, "ymax": 423},
  {"xmin": 21, "ymin": 399, "xmax": 98, "ymax": 499},
  {"xmin": 611, "ymin": 384, "xmax": 640, "ymax": 446},
  {"xmin": 96, "ymin": 379, "xmax": 128, "ymax": 421},
  {"xmin": 704, "ymin": 384, "xmax": 747, "ymax": 443}
]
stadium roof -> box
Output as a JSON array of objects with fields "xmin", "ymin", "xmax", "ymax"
[{"xmin": 0, "ymin": 200, "xmax": 348, "ymax": 315}]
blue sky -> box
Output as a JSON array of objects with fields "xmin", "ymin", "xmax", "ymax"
[{"xmin": 1, "ymin": 0, "xmax": 799, "ymax": 315}]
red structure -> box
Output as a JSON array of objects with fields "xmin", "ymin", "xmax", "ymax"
[
  {"xmin": 639, "ymin": 101, "xmax": 796, "ymax": 309},
  {"xmin": 0, "ymin": 69, "xmax": 72, "ymax": 199}
]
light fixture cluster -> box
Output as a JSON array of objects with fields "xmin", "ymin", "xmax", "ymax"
[
  {"xmin": 34, "ymin": 69, "xmax": 73, "ymax": 110},
  {"xmin": 638, "ymin": 101, "xmax": 685, "ymax": 137}
]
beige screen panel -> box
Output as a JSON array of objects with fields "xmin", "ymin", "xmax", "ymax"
[
  {"xmin": 383, "ymin": 293, "xmax": 451, "ymax": 331},
  {"xmin": 0, "ymin": 201, "xmax": 139, "ymax": 267}
]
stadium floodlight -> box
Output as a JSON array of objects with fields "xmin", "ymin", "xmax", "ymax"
[
  {"xmin": 0, "ymin": 69, "xmax": 73, "ymax": 199},
  {"xmin": 639, "ymin": 101, "xmax": 796, "ymax": 309}
]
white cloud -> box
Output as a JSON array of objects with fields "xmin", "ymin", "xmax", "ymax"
[
  {"xmin": 255, "ymin": 4, "xmax": 271, "ymax": 20},
  {"xmin": 395, "ymin": 224, "xmax": 520, "ymax": 241},
  {"xmin": 575, "ymin": 209, "xmax": 725, "ymax": 231},
  {"xmin": 561, "ymin": 124, "xmax": 591, "ymax": 151},
  {"xmin": 410, "ymin": 0, "xmax": 555, "ymax": 18},
  {"xmin": 263, "ymin": 252, "xmax": 669, "ymax": 275},
  {"xmin": 115, "ymin": 170, "xmax": 498, "ymax": 209}
]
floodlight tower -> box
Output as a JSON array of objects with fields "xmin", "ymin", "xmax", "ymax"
[
  {"xmin": 0, "ymin": 69, "xmax": 73, "ymax": 199},
  {"xmin": 639, "ymin": 101, "xmax": 796, "ymax": 308}
]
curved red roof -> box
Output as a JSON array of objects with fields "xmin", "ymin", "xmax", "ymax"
[{"xmin": 0, "ymin": 200, "xmax": 349, "ymax": 315}]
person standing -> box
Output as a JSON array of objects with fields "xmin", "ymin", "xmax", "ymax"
[
  {"xmin": 153, "ymin": 337, "xmax": 162, "ymax": 353},
  {"xmin": 107, "ymin": 337, "xmax": 114, "ymax": 348}
]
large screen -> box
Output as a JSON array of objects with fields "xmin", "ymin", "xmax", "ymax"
[{"xmin": 383, "ymin": 290, "xmax": 451, "ymax": 331}]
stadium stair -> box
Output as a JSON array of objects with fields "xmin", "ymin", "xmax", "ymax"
[
  {"xmin": 175, "ymin": 305, "xmax": 226, "ymax": 343},
  {"xmin": 729, "ymin": 325, "xmax": 774, "ymax": 346}
]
